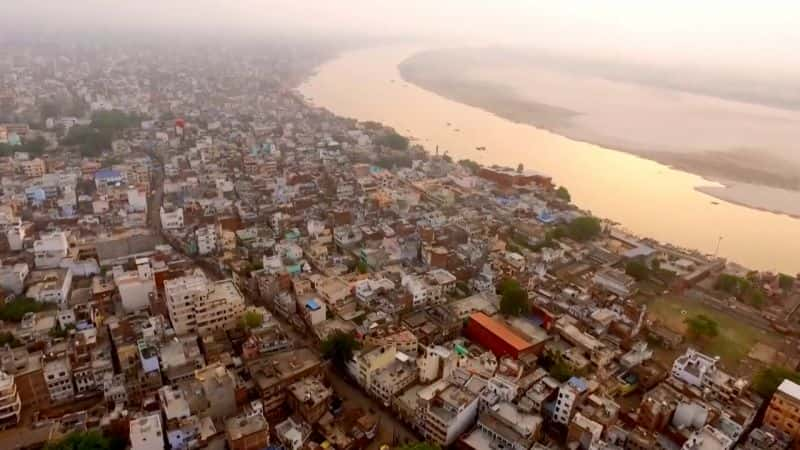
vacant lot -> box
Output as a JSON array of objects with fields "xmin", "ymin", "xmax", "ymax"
[{"xmin": 643, "ymin": 295, "xmax": 786, "ymax": 373}]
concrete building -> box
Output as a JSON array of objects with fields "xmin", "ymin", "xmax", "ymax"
[
  {"xmin": 0, "ymin": 371, "xmax": 21, "ymax": 429},
  {"xmin": 130, "ymin": 414, "xmax": 165, "ymax": 450},
  {"xmin": 369, "ymin": 353, "xmax": 417, "ymax": 407},
  {"xmin": 764, "ymin": 379, "xmax": 800, "ymax": 450},
  {"xmin": 225, "ymin": 414, "xmax": 269, "ymax": 450},
  {"xmin": 681, "ymin": 425, "xmax": 734, "ymax": 450},
  {"xmin": 287, "ymin": 377, "xmax": 332, "ymax": 423},
  {"xmin": 127, "ymin": 186, "xmax": 148, "ymax": 212},
  {"xmin": 195, "ymin": 225, "xmax": 217, "ymax": 256},
  {"xmin": 43, "ymin": 356, "xmax": 74, "ymax": 403},
  {"xmin": 422, "ymin": 383, "xmax": 480, "ymax": 446},
  {"xmin": 115, "ymin": 258, "xmax": 156, "ymax": 312},
  {"xmin": 0, "ymin": 263, "xmax": 29, "ymax": 295},
  {"xmin": 165, "ymin": 274, "xmax": 245, "ymax": 336},
  {"xmin": 592, "ymin": 268, "xmax": 637, "ymax": 297},
  {"xmin": 554, "ymin": 377, "xmax": 590, "ymax": 425},
  {"xmin": 33, "ymin": 231, "xmax": 69, "ymax": 268},
  {"xmin": 160, "ymin": 207, "xmax": 184, "ymax": 230},
  {"xmin": 26, "ymin": 268, "xmax": 72, "ymax": 305},
  {"xmin": 20, "ymin": 158, "xmax": 46, "ymax": 177},
  {"xmin": 195, "ymin": 363, "xmax": 237, "ymax": 420}
]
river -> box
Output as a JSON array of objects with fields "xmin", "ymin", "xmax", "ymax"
[{"xmin": 299, "ymin": 46, "xmax": 800, "ymax": 274}]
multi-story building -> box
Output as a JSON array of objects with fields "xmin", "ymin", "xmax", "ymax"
[
  {"xmin": 195, "ymin": 225, "xmax": 217, "ymax": 255},
  {"xmin": 26, "ymin": 267, "xmax": 73, "ymax": 305},
  {"xmin": 287, "ymin": 377, "xmax": 332, "ymax": 424},
  {"xmin": 553, "ymin": 377, "xmax": 590, "ymax": 425},
  {"xmin": 130, "ymin": 413, "xmax": 165, "ymax": 450},
  {"xmin": 33, "ymin": 231, "xmax": 69, "ymax": 268},
  {"xmin": 592, "ymin": 268, "xmax": 637, "ymax": 297},
  {"xmin": 20, "ymin": 158, "xmax": 46, "ymax": 178},
  {"xmin": 0, "ymin": 263, "xmax": 29, "ymax": 295},
  {"xmin": 369, "ymin": 355, "xmax": 417, "ymax": 407},
  {"xmin": 0, "ymin": 371, "xmax": 21, "ymax": 429},
  {"xmin": 764, "ymin": 379, "xmax": 800, "ymax": 450},
  {"xmin": 225, "ymin": 414, "xmax": 269, "ymax": 450},
  {"xmin": 422, "ymin": 383, "xmax": 480, "ymax": 446},
  {"xmin": 160, "ymin": 207, "xmax": 184, "ymax": 230},
  {"xmin": 165, "ymin": 273, "xmax": 245, "ymax": 335},
  {"xmin": 43, "ymin": 356, "xmax": 74, "ymax": 404},
  {"xmin": 115, "ymin": 258, "xmax": 156, "ymax": 313}
]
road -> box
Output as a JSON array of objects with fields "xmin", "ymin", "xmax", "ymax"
[{"xmin": 144, "ymin": 148, "xmax": 421, "ymax": 447}]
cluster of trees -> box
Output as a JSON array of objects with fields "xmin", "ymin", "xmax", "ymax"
[
  {"xmin": 779, "ymin": 273, "xmax": 796, "ymax": 292},
  {"xmin": 683, "ymin": 314, "xmax": 719, "ymax": 340},
  {"xmin": 715, "ymin": 273, "xmax": 766, "ymax": 307},
  {"xmin": 555, "ymin": 186, "xmax": 571, "ymax": 202},
  {"xmin": 60, "ymin": 110, "xmax": 143, "ymax": 158},
  {"xmin": 239, "ymin": 311, "xmax": 264, "ymax": 330},
  {"xmin": 545, "ymin": 216, "xmax": 603, "ymax": 243},
  {"xmin": 374, "ymin": 131, "xmax": 409, "ymax": 151},
  {"xmin": 538, "ymin": 349, "xmax": 576, "ymax": 382},
  {"xmin": 0, "ymin": 136, "xmax": 48, "ymax": 157},
  {"xmin": 0, "ymin": 297, "xmax": 50, "ymax": 322},
  {"xmin": 320, "ymin": 330, "xmax": 361, "ymax": 371},
  {"xmin": 0, "ymin": 331, "xmax": 22, "ymax": 348},
  {"xmin": 44, "ymin": 430, "xmax": 125, "ymax": 450},
  {"xmin": 498, "ymin": 279, "xmax": 529, "ymax": 316},
  {"xmin": 752, "ymin": 366, "xmax": 800, "ymax": 398},
  {"xmin": 374, "ymin": 153, "xmax": 413, "ymax": 170},
  {"xmin": 458, "ymin": 159, "xmax": 481, "ymax": 174},
  {"xmin": 625, "ymin": 260, "xmax": 651, "ymax": 281}
]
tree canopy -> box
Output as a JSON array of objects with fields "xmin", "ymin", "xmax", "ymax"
[
  {"xmin": 395, "ymin": 442, "xmax": 441, "ymax": 450},
  {"xmin": 752, "ymin": 366, "xmax": 800, "ymax": 398},
  {"xmin": 374, "ymin": 131, "xmax": 409, "ymax": 150},
  {"xmin": 498, "ymin": 279, "xmax": 529, "ymax": 316},
  {"xmin": 0, "ymin": 136, "xmax": 48, "ymax": 157},
  {"xmin": 240, "ymin": 311, "xmax": 264, "ymax": 330},
  {"xmin": 0, "ymin": 297, "xmax": 50, "ymax": 322},
  {"xmin": 458, "ymin": 159, "xmax": 481, "ymax": 174},
  {"xmin": 555, "ymin": 186, "xmax": 571, "ymax": 202},
  {"xmin": 320, "ymin": 331, "xmax": 361, "ymax": 371},
  {"xmin": 61, "ymin": 125, "xmax": 112, "ymax": 157},
  {"xmin": 625, "ymin": 260, "xmax": 650, "ymax": 281},
  {"xmin": 779, "ymin": 273, "xmax": 795, "ymax": 292},
  {"xmin": 44, "ymin": 430, "xmax": 117, "ymax": 450},
  {"xmin": 90, "ymin": 110, "xmax": 143, "ymax": 130},
  {"xmin": 683, "ymin": 314, "xmax": 719, "ymax": 340},
  {"xmin": 565, "ymin": 217, "xmax": 602, "ymax": 242}
]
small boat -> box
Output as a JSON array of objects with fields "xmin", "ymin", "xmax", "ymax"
[
  {"xmin": 711, "ymin": 201, "xmax": 719, "ymax": 205},
  {"xmin": 476, "ymin": 146, "xmax": 486, "ymax": 151},
  {"xmin": 446, "ymin": 122, "xmax": 451, "ymax": 126},
  {"xmin": 454, "ymin": 128, "xmax": 460, "ymax": 132}
]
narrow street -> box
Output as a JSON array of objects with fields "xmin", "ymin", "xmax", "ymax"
[{"xmin": 145, "ymin": 149, "xmax": 421, "ymax": 448}]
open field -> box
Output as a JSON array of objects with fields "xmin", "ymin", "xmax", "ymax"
[{"xmin": 642, "ymin": 295, "xmax": 787, "ymax": 373}]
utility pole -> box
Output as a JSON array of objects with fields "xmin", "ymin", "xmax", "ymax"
[{"xmin": 714, "ymin": 235, "xmax": 723, "ymax": 257}]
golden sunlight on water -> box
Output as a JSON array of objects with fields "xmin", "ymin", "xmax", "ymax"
[{"xmin": 300, "ymin": 46, "xmax": 800, "ymax": 274}]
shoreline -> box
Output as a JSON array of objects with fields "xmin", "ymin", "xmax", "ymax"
[{"xmin": 396, "ymin": 60, "xmax": 800, "ymax": 220}]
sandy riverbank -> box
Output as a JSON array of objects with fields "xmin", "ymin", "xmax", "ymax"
[{"xmin": 398, "ymin": 48, "xmax": 800, "ymax": 217}]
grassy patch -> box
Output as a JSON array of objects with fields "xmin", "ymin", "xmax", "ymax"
[{"xmin": 643, "ymin": 295, "xmax": 783, "ymax": 371}]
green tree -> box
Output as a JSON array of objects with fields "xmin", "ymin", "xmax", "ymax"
[
  {"xmin": 44, "ymin": 430, "xmax": 113, "ymax": 450},
  {"xmin": 0, "ymin": 297, "xmax": 48, "ymax": 322},
  {"xmin": 375, "ymin": 131, "xmax": 409, "ymax": 150},
  {"xmin": 625, "ymin": 260, "xmax": 650, "ymax": 281},
  {"xmin": 752, "ymin": 366, "xmax": 800, "ymax": 398},
  {"xmin": 538, "ymin": 350, "xmax": 575, "ymax": 382},
  {"xmin": 91, "ymin": 110, "xmax": 142, "ymax": 130},
  {"xmin": 356, "ymin": 260, "xmax": 369, "ymax": 274},
  {"xmin": 516, "ymin": 163, "xmax": 524, "ymax": 173},
  {"xmin": 458, "ymin": 159, "xmax": 481, "ymax": 174},
  {"xmin": 240, "ymin": 311, "xmax": 264, "ymax": 330},
  {"xmin": 320, "ymin": 331, "xmax": 361, "ymax": 371},
  {"xmin": 395, "ymin": 442, "xmax": 441, "ymax": 450},
  {"xmin": 779, "ymin": 273, "xmax": 795, "ymax": 292},
  {"xmin": 555, "ymin": 186, "xmax": 571, "ymax": 202},
  {"xmin": 565, "ymin": 217, "xmax": 602, "ymax": 242},
  {"xmin": 0, "ymin": 332, "xmax": 21, "ymax": 348},
  {"xmin": 683, "ymin": 314, "xmax": 719, "ymax": 340},
  {"xmin": 499, "ymin": 279, "xmax": 529, "ymax": 316}
]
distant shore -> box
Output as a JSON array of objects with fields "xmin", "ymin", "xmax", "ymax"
[{"xmin": 397, "ymin": 51, "xmax": 800, "ymax": 219}]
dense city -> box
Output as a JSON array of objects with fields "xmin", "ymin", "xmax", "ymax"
[{"xmin": 0, "ymin": 38, "xmax": 799, "ymax": 450}]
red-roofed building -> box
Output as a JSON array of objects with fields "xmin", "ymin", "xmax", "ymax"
[{"xmin": 464, "ymin": 312, "xmax": 542, "ymax": 359}]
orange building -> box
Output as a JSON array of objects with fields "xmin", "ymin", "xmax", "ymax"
[{"xmin": 763, "ymin": 379, "xmax": 800, "ymax": 449}]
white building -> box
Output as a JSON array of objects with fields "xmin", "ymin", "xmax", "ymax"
[
  {"xmin": 131, "ymin": 413, "xmax": 165, "ymax": 450},
  {"xmin": 553, "ymin": 377, "xmax": 589, "ymax": 425},
  {"xmin": 128, "ymin": 187, "xmax": 148, "ymax": 212},
  {"xmin": 6, "ymin": 221, "xmax": 25, "ymax": 251},
  {"xmin": 0, "ymin": 263, "xmax": 29, "ymax": 295},
  {"xmin": 165, "ymin": 273, "xmax": 245, "ymax": 336},
  {"xmin": 0, "ymin": 371, "xmax": 21, "ymax": 429},
  {"xmin": 401, "ymin": 274, "xmax": 432, "ymax": 308},
  {"xmin": 115, "ymin": 258, "xmax": 156, "ymax": 312},
  {"xmin": 423, "ymin": 383, "xmax": 480, "ymax": 446},
  {"xmin": 592, "ymin": 268, "xmax": 637, "ymax": 297},
  {"xmin": 26, "ymin": 268, "xmax": 73, "ymax": 305},
  {"xmin": 160, "ymin": 207, "xmax": 184, "ymax": 230},
  {"xmin": 195, "ymin": 225, "xmax": 217, "ymax": 256},
  {"xmin": 682, "ymin": 425, "xmax": 734, "ymax": 450},
  {"xmin": 33, "ymin": 231, "xmax": 69, "ymax": 268},
  {"xmin": 671, "ymin": 348, "xmax": 718, "ymax": 388},
  {"xmin": 301, "ymin": 298, "xmax": 326, "ymax": 326},
  {"xmin": 44, "ymin": 357, "xmax": 74, "ymax": 403}
]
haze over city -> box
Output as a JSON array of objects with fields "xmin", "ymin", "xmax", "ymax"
[{"xmin": 1, "ymin": 3, "xmax": 800, "ymax": 450}]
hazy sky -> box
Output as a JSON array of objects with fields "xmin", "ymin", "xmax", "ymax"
[{"xmin": 7, "ymin": 1, "xmax": 800, "ymax": 74}]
